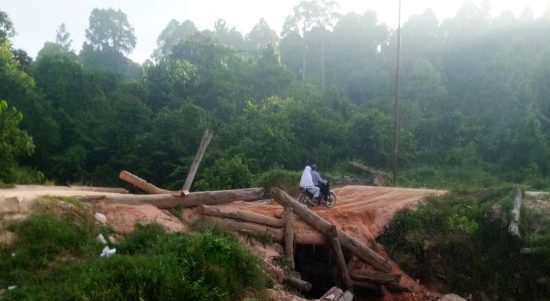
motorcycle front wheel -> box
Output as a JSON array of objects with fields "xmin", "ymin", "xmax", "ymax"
[{"xmin": 325, "ymin": 192, "xmax": 336, "ymax": 208}]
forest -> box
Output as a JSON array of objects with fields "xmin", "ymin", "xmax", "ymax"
[{"xmin": 2, "ymin": 1, "xmax": 550, "ymax": 190}]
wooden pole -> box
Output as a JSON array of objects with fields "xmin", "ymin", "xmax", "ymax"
[
  {"xmin": 284, "ymin": 206, "xmax": 296, "ymax": 270},
  {"xmin": 271, "ymin": 187, "xmax": 392, "ymax": 272},
  {"xmin": 198, "ymin": 205, "xmax": 284, "ymax": 228},
  {"xmin": 119, "ymin": 170, "xmax": 172, "ymax": 194},
  {"xmin": 328, "ymin": 225, "xmax": 354, "ymax": 291},
  {"xmin": 182, "ymin": 129, "xmax": 214, "ymax": 193},
  {"xmin": 508, "ymin": 185, "xmax": 522, "ymax": 239},
  {"xmin": 392, "ymin": 0, "xmax": 402, "ymax": 186},
  {"xmin": 101, "ymin": 187, "xmax": 264, "ymax": 209}
]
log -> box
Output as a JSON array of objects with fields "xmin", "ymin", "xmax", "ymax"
[
  {"xmin": 508, "ymin": 185, "xmax": 522, "ymax": 239},
  {"xmin": 347, "ymin": 256, "xmax": 359, "ymax": 274},
  {"xmin": 351, "ymin": 161, "xmax": 385, "ymax": 176},
  {"xmin": 201, "ymin": 216, "xmax": 326, "ymax": 245},
  {"xmin": 283, "ymin": 276, "xmax": 312, "ymax": 292},
  {"xmin": 319, "ymin": 286, "xmax": 343, "ymax": 301},
  {"xmin": 351, "ymin": 270, "xmax": 401, "ymax": 286},
  {"xmin": 102, "ymin": 187, "xmax": 264, "ymax": 209},
  {"xmin": 182, "ymin": 129, "xmax": 214, "ymax": 193},
  {"xmin": 198, "ymin": 205, "xmax": 284, "ymax": 228},
  {"xmin": 384, "ymin": 284, "xmax": 413, "ymax": 293},
  {"xmin": 69, "ymin": 186, "xmax": 129, "ymax": 194},
  {"xmin": 337, "ymin": 290, "xmax": 353, "ymax": 301},
  {"xmin": 352, "ymin": 280, "xmax": 378, "ymax": 290},
  {"xmin": 271, "ymin": 187, "xmax": 392, "ymax": 272},
  {"xmin": 328, "ymin": 225, "xmax": 353, "ymax": 291},
  {"xmin": 284, "ymin": 206, "xmax": 296, "ymax": 270},
  {"xmin": 202, "ymin": 216, "xmax": 283, "ymax": 242},
  {"xmin": 119, "ymin": 170, "xmax": 172, "ymax": 194}
]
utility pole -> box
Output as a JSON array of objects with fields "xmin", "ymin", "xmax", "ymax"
[{"xmin": 392, "ymin": 0, "xmax": 402, "ymax": 186}]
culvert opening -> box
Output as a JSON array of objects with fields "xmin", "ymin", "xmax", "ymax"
[
  {"xmin": 294, "ymin": 243, "xmax": 342, "ymax": 298},
  {"xmin": 294, "ymin": 244, "xmax": 386, "ymax": 300}
]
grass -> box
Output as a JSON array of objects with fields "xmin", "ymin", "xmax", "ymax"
[
  {"xmin": 0, "ymin": 205, "xmax": 270, "ymax": 300},
  {"xmin": 379, "ymin": 185, "xmax": 550, "ymax": 300}
]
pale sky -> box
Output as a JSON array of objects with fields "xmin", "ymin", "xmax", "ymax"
[{"xmin": 2, "ymin": 0, "xmax": 549, "ymax": 64}]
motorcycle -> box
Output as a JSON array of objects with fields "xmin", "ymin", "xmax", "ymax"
[{"xmin": 297, "ymin": 182, "xmax": 336, "ymax": 208}]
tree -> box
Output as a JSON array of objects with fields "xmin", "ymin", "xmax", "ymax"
[
  {"xmin": 246, "ymin": 18, "xmax": 278, "ymax": 54},
  {"xmin": 84, "ymin": 8, "xmax": 136, "ymax": 54},
  {"xmin": 0, "ymin": 10, "xmax": 15, "ymax": 44},
  {"xmin": 282, "ymin": 0, "xmax": 337, "ymax": 85},
  {"xmin": 214, "ymin": 19, "xmax": 246, "ymax": 50},
  {"xmin": 56, "ymin": 23, "xmax": 73, "ymax": 51},
  {"xmin": 0, "ymin": 100, "xmax": 35, "ymax": 182},
  {"xmin": 155, "ymin": 19, "xmax": 198, "ymax": 60}
]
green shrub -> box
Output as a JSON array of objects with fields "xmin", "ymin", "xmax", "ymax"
[
  {"xmin": 253, "ymin": 167, "xmax": 300, "ymax": 195},
  {"xmin": 379, "ymin": 186, "xmax": 550, "ymax": 300},
  {"xmin": 1, "ymin": 218, "xmax": 268, "ymax": 301}
]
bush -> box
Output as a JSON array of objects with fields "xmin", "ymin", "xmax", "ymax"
[
  {"xmin": 379, "ymin": 186, "xmax": 550, "ymax": 300},
  {"xmin": 253, "ymin": 167, "xmax": 300, "ymax": 196},
  {"xmin": 0, "ymin": 215, "xmax": 268, "ymax": 301}
]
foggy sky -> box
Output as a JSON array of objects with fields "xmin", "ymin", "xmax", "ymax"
[{"xmin": 2, "ymin": 0, "xmax": 548, "ymax": 64}]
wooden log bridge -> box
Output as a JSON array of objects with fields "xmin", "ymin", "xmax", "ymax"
[{"xmin": 271, "ymin": 187, "xmax": 392, "ymax": 273}]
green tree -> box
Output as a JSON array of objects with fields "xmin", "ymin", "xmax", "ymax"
[
  {"xmin": 55, "ymin": 23, "xmax": 73, "ymax": 51},
  {"xmin": 282, "ymin": 0, "xmax": 337, "ymax": 84},
  {"xmin": 0, "ymin": 10, "xmax": 15, "ymax": 44},
  {"xmin": 246, "ymin": 18, "xmax": 278, "ymax": 54},
  {"xmin": 84, "ymin": 8, "xmax": 136, "ymax": 54},
  {"xmin": 154, "ymin": 19, "xmax": 197, "ymax": 60},
  {"xmin": 0, "ymin": 100, "xmax": 35, "ymax": 182}
]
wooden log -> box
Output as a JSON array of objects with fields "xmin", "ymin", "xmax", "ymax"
[
  {"xmin": 284, "ymin": 206, "xmax": 296, "ymax": 270},
  {"xmin": 69, "ymin": 186, "xmax": 129, "ymax": 194},
  {"xmin": 102, "ymin": 187, "xmax": 264, "ymax": 209},
  {"xmin": 119, "ymin": 170, "xmax": 172, "ymax": 194},
  {"xmin": 351, "ymin": 270, "xmax": 401, "ymax": 286},
  {"xmin": 201, "ymin": 216, "xmax": 326, "ymax": 245},
  {"xmin": 328, "ymin": 225, "xmax": 353, "ymax": 291},
  {"xmin": 198, "ymin": 205, "xmax": 284, "ymax": 228},
  {"xmin": 508, "ymin": 185, "xmax": 522, "ymax": 239},
  {"xmin": 283, "ymin": 276, "xmax": 312, "ymax": 292},
  {"xmin": 347, "ymin": 256, "xmax": 359, "ymax": 274},
  {"xmin": 319, "ymin": 286, "xmax": 343, "ymax": 301},
  {"xmin": 384, "ymin": 284, "xmax": 413, "ymax": 293},
  {"xmin": 351, "ymin": 161, "xmax": 385, "ymax": 176},
  {"xmin": 182, "ymin": 129, "xmax": 214, "ymax": 193},
  {"xmin": 202, "ymin": 216, "xmax": 283, "ymax": 242},
  {"xmin": 271, "ymin": 187, "xmax": 392, "ymax": 272},
  {"xmin": 337, "ymin": 290, "xmax": 353, "ymax": 301}
]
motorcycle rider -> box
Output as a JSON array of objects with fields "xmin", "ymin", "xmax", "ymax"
[
  {"xmin": 310, "ymin": 164, "xmax": 328, "ymax": 202},
  {"xmin": 300, "ymin": 166, "xmax": 320, "ymax": 200}
]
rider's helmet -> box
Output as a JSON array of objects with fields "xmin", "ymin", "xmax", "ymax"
[{"xmin": 311, "ymin": 164, "xmax": 318, "ymax": 171}]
